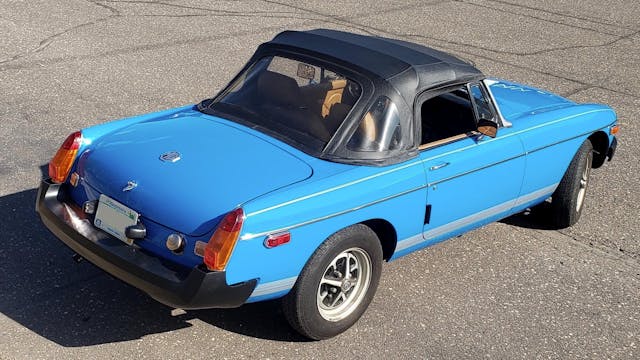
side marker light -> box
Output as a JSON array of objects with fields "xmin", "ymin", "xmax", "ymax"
[
  {"xmin": 264, "ymin": 232, "xmax": 291, "ymax": 248},
  {"xmin": 610, "ymin": 125, "xmax": 620, "ymax": 135}
]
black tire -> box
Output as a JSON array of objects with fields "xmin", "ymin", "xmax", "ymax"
[
  {"xmin": 282, "ymin": 224, "xmax": 383, "ymax": 340},
  {"xmin": 550, "ymin": 139, "xmax": 593, "ymax": 228}
]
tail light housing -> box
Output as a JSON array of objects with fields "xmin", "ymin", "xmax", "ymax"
[
  {"xmin": 49, "ymin": 131, "xmax": 82, "ymax": 183},
  {"xmin": 204, "ymin": 208, "xmax": 244, "ymax": 271}
]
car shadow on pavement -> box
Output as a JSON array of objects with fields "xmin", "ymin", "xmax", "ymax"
[
  {"xmin": 0, "ymin": 187, "xmax": 306, "ymax": 347},
  {"xmin": 500, "ymin": 202, "xmax": 557, "ymax": 230}
]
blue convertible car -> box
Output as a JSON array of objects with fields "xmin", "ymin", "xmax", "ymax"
[{"xmin": 37, "ymin": 29, "xmax": 618, "ymax": 339}]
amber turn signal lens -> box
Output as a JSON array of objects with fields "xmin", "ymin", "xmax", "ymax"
[
  {"xmin": 49, "ymin": 131, "xmax": 82, "ymax": 183},
  {"xmin": 204, "ymin": 208, "xmax": 244, "ymax": 271},
  {"xmin": 610, "ymin": 125, "xmax": 620, "ymax": 135}
]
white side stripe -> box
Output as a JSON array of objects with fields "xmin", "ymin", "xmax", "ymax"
[
  {"xmin": 249, "ymin": 184, "xmax": 557, "ymax": 298},
  {"xmin": 250, "ymin": 276, "xmax": 298, "ymax": 298},
  {"xmin": 395, "ymin": 184, "xmax": 558, "ymax": 252}
]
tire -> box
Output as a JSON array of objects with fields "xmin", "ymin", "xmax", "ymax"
[
  {"xmin": 550, "ymin": 139, "xmax": 593, "ymax": 228},
  {"xmin": 282, "ymin": 224, "xmax": 383, "ymax": 340}
]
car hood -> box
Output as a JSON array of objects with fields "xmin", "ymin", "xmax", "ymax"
[
  {"xmin": 77, "ymin": 111, "xmax": 313, "ymax": 235},
  {"xmin": 486, "ymin": 79, "xmax": 575, "ymax": 120}
]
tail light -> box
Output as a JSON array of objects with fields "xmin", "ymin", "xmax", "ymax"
[
  {"xmin": 204, "ymin": 208, "xmax": 244, "ymax": 271},
  {"xmin": 49, "ymin": 131, "xmax": 82, "ymax": 183}
]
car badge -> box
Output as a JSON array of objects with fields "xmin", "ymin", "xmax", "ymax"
[
  {"xmin": 160, "ymin": 151, "xmax": 181, "ymax": 163},
  {"xmin": 122, "ymin": 181, "xmax": 138, "ymax": 192}
]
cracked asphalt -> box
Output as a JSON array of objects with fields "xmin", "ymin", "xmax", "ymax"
[{"xmin": 1, "ymin": 0, "xmax": 638, "ymax": 359}]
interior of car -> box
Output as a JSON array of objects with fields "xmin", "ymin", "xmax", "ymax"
[
  {"xmin": 210, "ymin": 55, "xmax": 364, "ymax": 152},
  {"xmin": 419, "ymin": 87, "xmax": 478, "ymax": 148},
  {"xmin": 252, "ymin": 68, "xmax": 361, "ymax": 143}
]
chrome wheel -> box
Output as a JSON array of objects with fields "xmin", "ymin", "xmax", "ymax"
[
  {"xmin": 316, "ymin": 247, "xmax": 372, "ymax": 322},
  {"xmin": 282, "ymin": 224, "xmax": 382, "ymax": 339},
  {"xmin": 576, "ymin": 150, "xmax": 592, "ymax": 212}
]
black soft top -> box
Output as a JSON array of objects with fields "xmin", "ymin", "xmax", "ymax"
[
  {"xmin": 265, "ymin": 29, "xmax": 484, "ymax": 100},
  {"xmin": 203, "ymin": 29, "xmax": 487, "ymax": 166}
]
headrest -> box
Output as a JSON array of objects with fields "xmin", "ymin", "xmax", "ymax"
[
  {"xmin": 257, "ymin": 71, "xmax": 300, "ymax": 107},
  {"xmin": 325, "ymin": 103, "xmax": 352, "ymax": 134}
]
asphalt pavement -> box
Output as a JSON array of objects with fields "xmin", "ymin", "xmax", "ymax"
[{"xmin": 1, "ymin": 0, "xmax": 638, "ymax": 359}]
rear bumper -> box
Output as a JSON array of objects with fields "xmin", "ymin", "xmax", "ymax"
[{"xmin": 36, "ymin": 179, "xmax": 257, "ymax": 309}]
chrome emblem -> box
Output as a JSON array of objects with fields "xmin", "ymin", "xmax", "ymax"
[
  {"xmin": 160, "ymin": 151, "xmax": 181, "ymax": 163},
  {"xmin": 122, "ymin": 181, "xmax": 138, "ymax": 192}
]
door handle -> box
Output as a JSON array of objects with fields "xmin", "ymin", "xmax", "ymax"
[{"xmin": 429, "ymin": 162, "xmax": 450, "ymax": 171}]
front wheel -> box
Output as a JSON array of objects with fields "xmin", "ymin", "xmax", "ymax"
[
  {"xmin": 550, "ymin": 139, "xmax": 593, "ymax": 228},
  {"xmin": 282, "ymin": 224, "xmax": 382, "ymax": 340}
]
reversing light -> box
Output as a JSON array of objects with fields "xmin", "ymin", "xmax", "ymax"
[
  {"xmin": 166, "ymin": 233, "xmax": 185, "ymax": 252},
  {"xmin": 49, "ymin": 131, "xmax": 82, "ymax": 183},
  {"xmin": 204, "ymin": 208, "xmax": 244, "ymax": 271}
]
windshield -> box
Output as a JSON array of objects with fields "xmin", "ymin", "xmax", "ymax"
[{"xmin": 199, "ymin": 55, "xmax": 362, "ymax": 153}]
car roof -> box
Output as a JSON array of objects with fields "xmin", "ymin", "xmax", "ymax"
[{"xmin": 266, "ymin": 29, "xmax": 484, "ymax": 92}]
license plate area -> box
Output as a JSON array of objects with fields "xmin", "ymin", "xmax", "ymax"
[{"xmin": 94, "ymin": 194, "xmax": 139, "ymax": 245}]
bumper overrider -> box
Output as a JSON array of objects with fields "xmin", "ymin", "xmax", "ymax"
[{"xmin": 35, "ymin": 179, "xmax": 257, "ymax": 309}]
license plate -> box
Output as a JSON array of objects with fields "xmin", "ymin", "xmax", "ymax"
[{"xmin": 94, "ymin": 194, "xmax": 139, "ymax": 245}]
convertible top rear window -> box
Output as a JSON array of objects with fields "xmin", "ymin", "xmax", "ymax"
[{"xmin": 203, "ymin": 55, "xmax": 362, "ymax": 152}]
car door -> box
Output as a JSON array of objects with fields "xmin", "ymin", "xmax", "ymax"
[{"xmin": 417, "ymin": 83, "xmax": 526, "ymax": 243}]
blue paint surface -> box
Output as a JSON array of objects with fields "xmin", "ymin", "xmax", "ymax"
[{"xmin": 63, "ymin": 77, "xmax": 617, "ymax": 302}]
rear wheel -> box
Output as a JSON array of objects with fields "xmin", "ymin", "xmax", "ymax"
[
  {"xmin": 550, "ymin": 140, "xmax": 593, "ymax": 228},
  {"xmin": 282, "ymin": 224, "xmax": 382, "ymax": 340}
]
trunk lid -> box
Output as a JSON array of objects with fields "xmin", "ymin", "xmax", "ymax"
[{"xmin": 77, "ymin": 111, "xmax": 312, "ymax": 235}]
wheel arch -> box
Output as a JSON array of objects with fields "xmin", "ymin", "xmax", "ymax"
[
  {"xmin": 588, "ymin": 131, "xmax": 609, "ymax": 169},
  {"xmin": 360, "ymin": 218, "xmax": 397, "ymax": 261}
]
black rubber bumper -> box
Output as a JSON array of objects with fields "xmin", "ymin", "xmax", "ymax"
[
  {"xmin": 607, "ymin": 136, "xmax": 617, "ymax": 161},
  {"xmin": 35, "ymin": 179, "xmax": 257, "ymax": 310}
]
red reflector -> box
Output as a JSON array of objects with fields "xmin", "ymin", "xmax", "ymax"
[
  {"xmin": 264, "ymin": 232, "xmax": 291, "ymax": 248},
  {"xmin": 218, "ymin": 208, "xmax": 244, "ymax": 232},
  {"xmin": 61, "ymin": 131, "xmax": 82, "ymax": 151}
]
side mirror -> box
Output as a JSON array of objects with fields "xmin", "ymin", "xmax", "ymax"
[{"xmin": 477, "ymin": 119, "xmax": 498, "ymax": 138}]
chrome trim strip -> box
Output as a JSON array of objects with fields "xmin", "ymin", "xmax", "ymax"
[
  {"xmin": 241, "ymin": 184, "xmax": 427, "ymax": 240},
  {"xmin": 510, "ymin": 109, "xmax": 609, "ymax": 137},
  {"xmin": 420, "ymin": 109, "xmax": 610, "ymax": 187},
  {"xmin": 427, "ymin": 153, "xmax": 526, "ymax": 187},
  {"xmin": 246, "ymin": 160, "xmax": 423, "ymax": 217},
  {"xmin": 245, "ymin": 109, "xmax": 608, "ymax": 222},
  {"xmin": 249, "ymin": 276, "xmax": 298, "ymax": 298},
  {"xmin": 242, "ymin": 153, "xmax": 557, "ymax": 241},
  {"xmin": 242, "ymin": 109, "xmax": 607, "ymax": 242},
  {"xmin": 525, "ymin": 129, "xmax": 603, "ymax": 155},
  {"xmin": 420, "ymin": 109, "xmax": 609, "ymax": 164},
  {"xmin": 395, "ymin": 183, "xmax": 558, "ymax": 252},
  {"xmin": 245, "ymin": 185, "xmax": 559, "ymax": 298}
]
